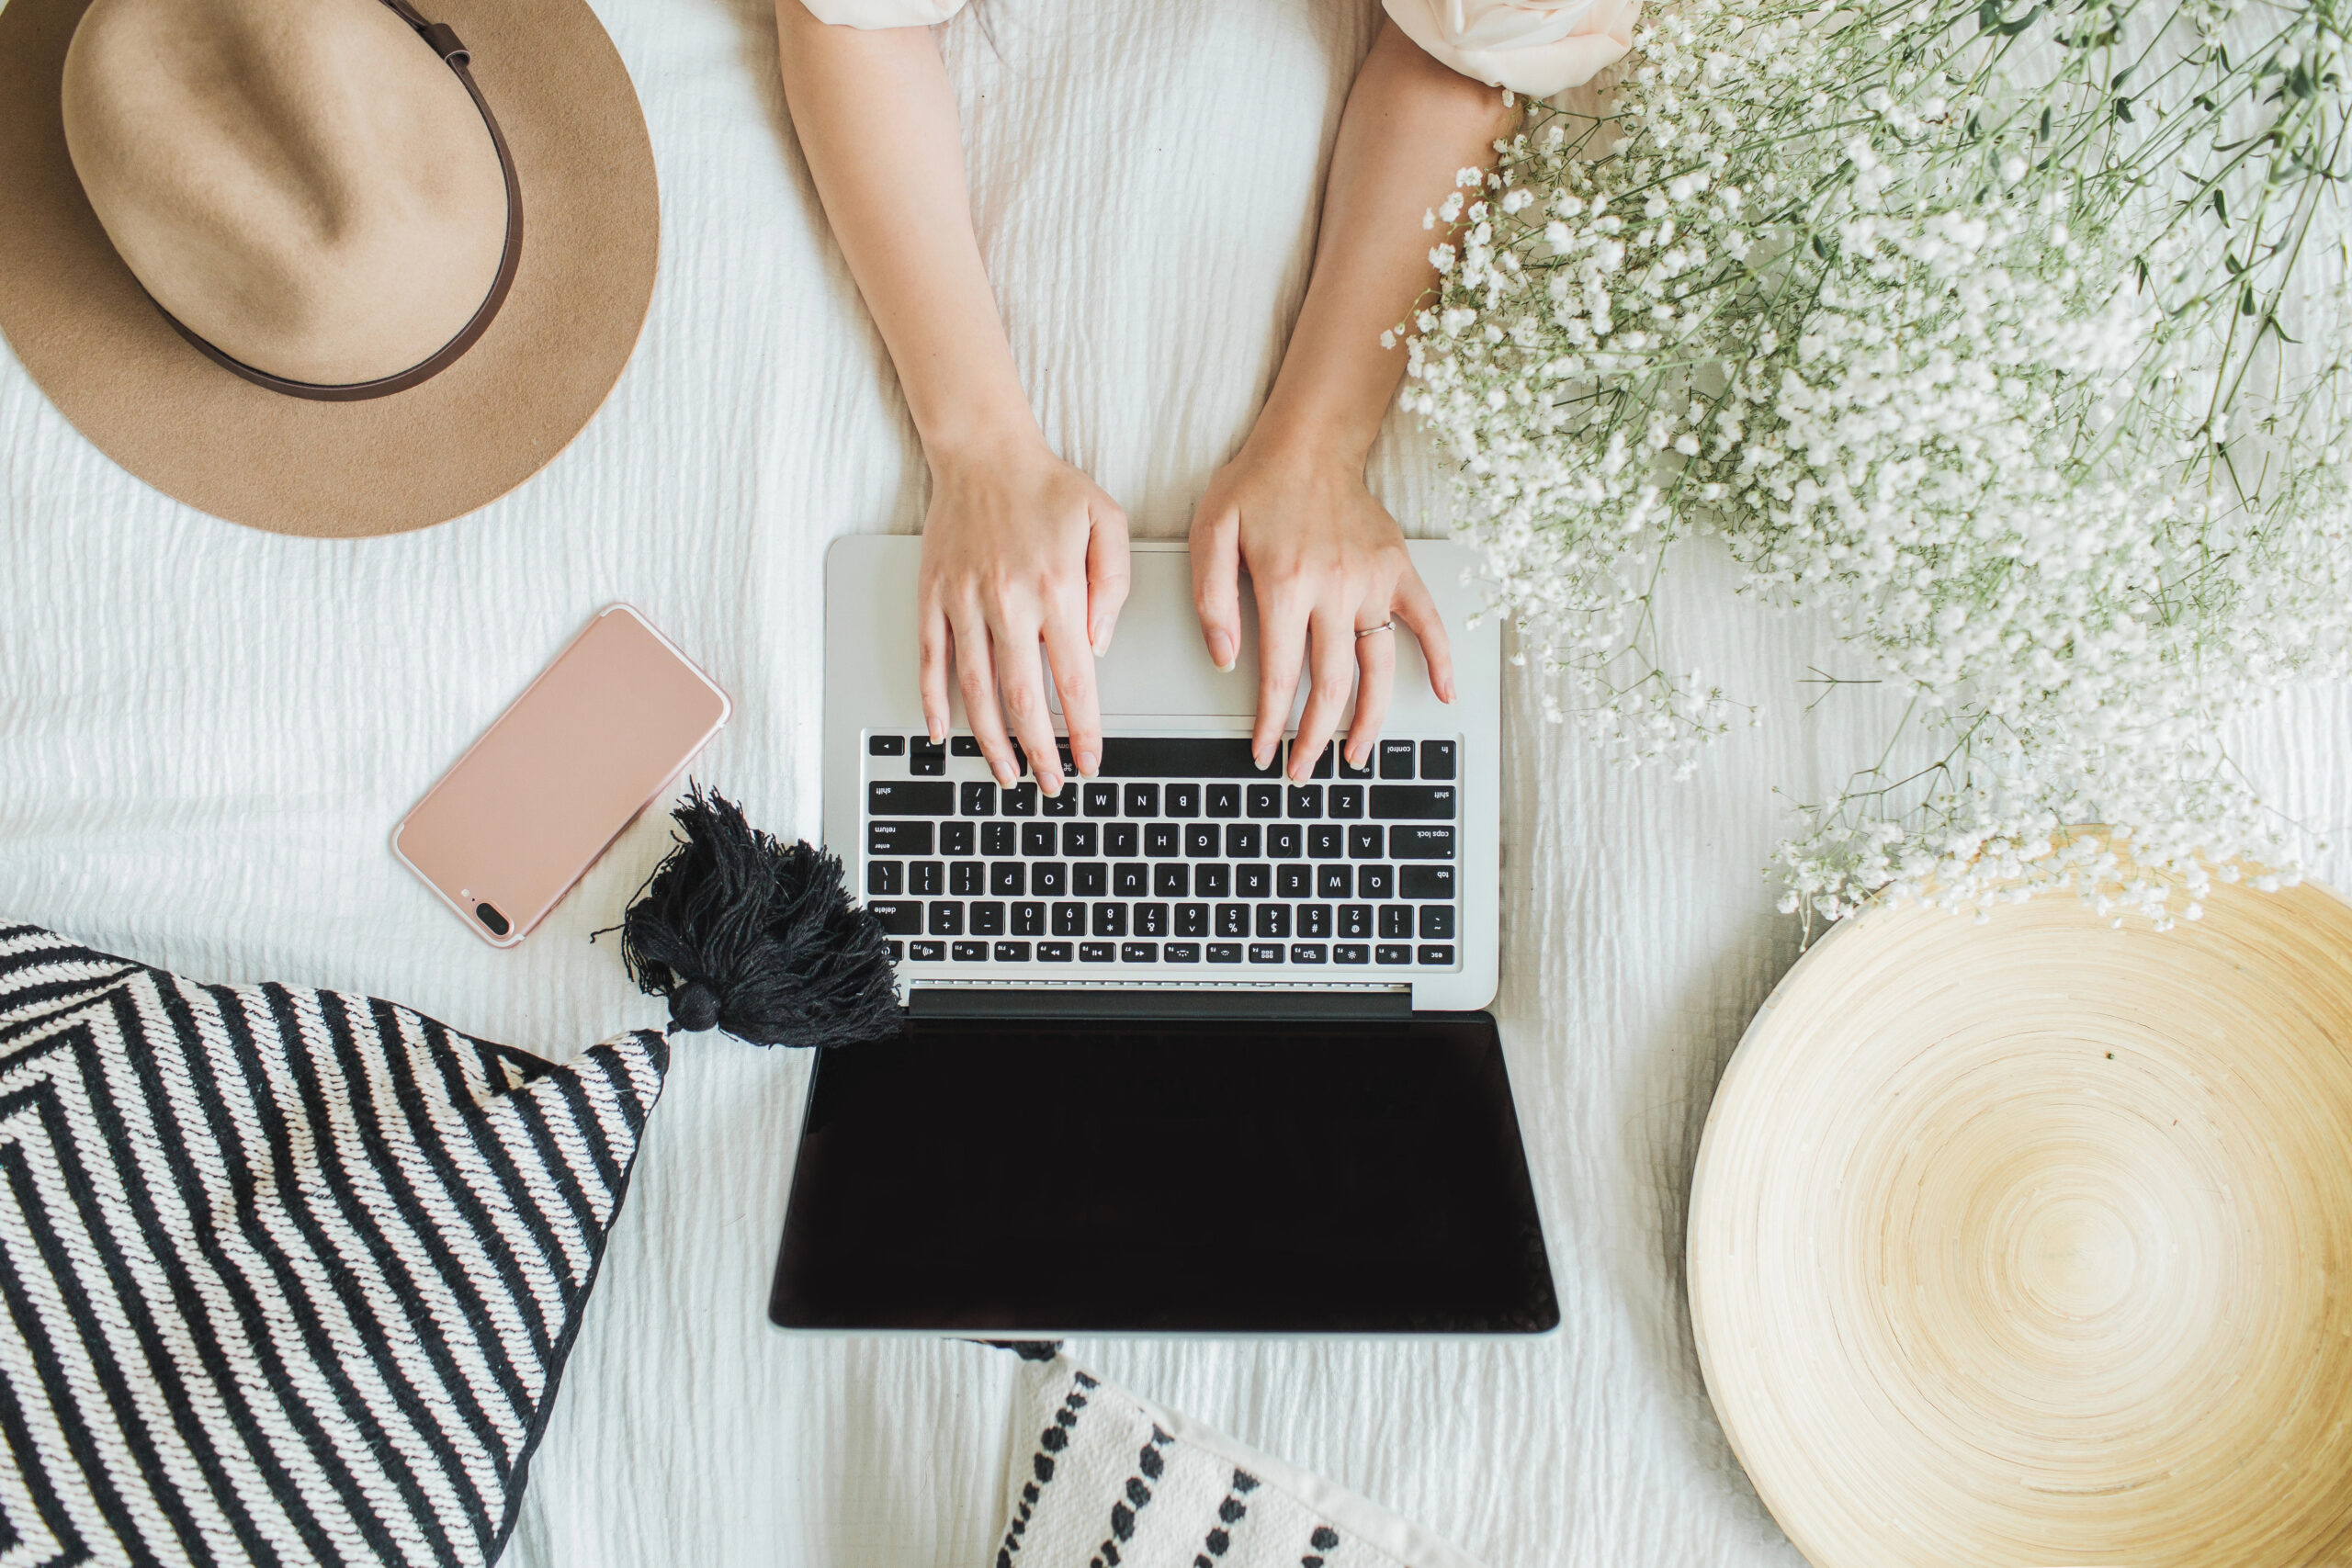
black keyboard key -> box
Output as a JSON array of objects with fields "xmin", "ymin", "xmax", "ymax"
[
  {"xmin": 1012, "ymin": 901, "xmax": 1045, "ymax": 936},
  {"xmin": 1021, "ymin": 823, "xmax": 1057, "ymax": 857},
  {"xmin": 1080, "ymin": 942, "xmax": 1116, "ymax": 963},
  {"xmin": 1301, "ymin": 741, "xmax": 1335, "ymax": 779},
  {"xmin": 1237, "ymin": 864, "xmax": 1272, "ymax": 898},
  {"xmin": 1297, "ymin": 904, "xmax": 1332, "ymax": 939},
  {"xmin": 910, "ymin": 739, "xmax": 945, "ymax": 776},
  {"xmin": 1308, "ymin": 825, "xmax": 1344, "ymax": 859},
  {"xmin": 1421, "ymin": 740, "xmax": 1457, "ymax": 779},
  {"xmin": 1375, "ymin": 943, "xmax": 1412, "ymax": 964},
  {"xmin": 1329, "ymin": 785, "xmax": 1363, "ymax": 818},
  {"xmin": 990, "ymin": 862, "xmax": 1025, "ymax": 896},
  {"xmin": 1121, "ymin": 942, "xmax": 1159, "ymax": 964},
  {"xmin": 1033, "ymin": 862, "xmax": 1069, "ymax": 897},
  {"xmin": 1370, "ymin": 785, "xmax": 1457, "ymax": 820},
  {"xmin": 1114, "ymin": 863, "xmax": 1148, "ymax": 897},
  {"xmin": 927, "ymin": 902, "xmax": 963, "ymax": 935},
  {"xmin": 1175, "ymin": 902, "xmax": 1208, "ymax": 936},
  {"xmin": 1124, "ymin": 784, "xmax": 1159, "ymax": 818},
  {"xmin": 1146, "ymin": 822, "xmax": 1181, "ymax": 857},
  {"xmin": 866, "ymin": 901, "xmax": 922, "ymax": 934},
  {"xmin": 1358, "ymin": 865, "xmax": 1394, "ymax": 898},
  {"xmin": 1195, "ymin": 864, "xmax": 1231, "ymax": 897},
  {"xmin": 1091, "ymin": 903, "xmax": 1126, "ymax": 937},
  {"xmin": 951, "ymin": 940, "xmax": 988, "ymax": 962},
  {"xmin": 1165, "ymin": 942, "xmax": 1201, "ymax": 963},
  {"xmin": 952, "ymin": 736, "xmax": 983, "ymax": 757},
  {"xmin": 1074, "ymin": 863, "xmax": 1108, "ymax": 897},
  {"xmin": 1339, "ymin": 904, "xmax": 1372, "ymax": 938},
  {"xmin": 1246, "ymin": 784, "xmax": 1282, "ymax": 818},
  {"xmin": 1134, "ymin": 902, "xmax": 1169, "ymax": 937},
  {"xmin": 1052, "ymin": 901, "xmax": 1086, "ymax": 936},
  {"xmin": 1224, "ymin": 824, "xmax": 1261, "ymax": 857},
  {"xmin": 960, "ymin": 782, "xmax": 997, "ymax": 816},
  {"xmin": 869, "ymin": 780, "xmax": 953, "ymax": 815},
  {"xmin": 1377, "ymin": 739, "xmax": 1416, "ymax": 778},
  {"xmin": 1287, "ymin": 785, "xmax": 1323, "ymax": 818},
  {"xmin": 1105, "ymin": 823, "xmax": 1140, "ymax": 857},
  {"xmin": 869, "ymin": 734, "xmax": 906, "ymax": 756},
  {"xmin": 1390, "ymin": 826, "xmax": 1455, "ymax": 860},
  {"xmin": 1216, "ymin": 903, "xmax": 1250, "ymax": 937},
  {"xmin": 982, "ymin": 821, "xmax": 1017, "ymax": 857},
  {"xmin": 1185, "ymin": 824, "xmax": 1219, "ymax": 858},
  {"xmin": 888, "ymin": 941, "xmax": 904, "ymax": 962},
  {"xmin": 1083, "ymin": 783, "xmax": 1119, "ymax": 817},
  {"xmin": 910, "ymin": 861, "xmax": 944, "ymax": 896},
  {"xmin": 1247, "ymin": 943, "xmax": 1285, "ymax": 964},
  {"xmin": 1400, "ymin": 865, "xmax": 1456, "ymax": 898},
  {"xmin": 1379, "ymin": 906, "xmax": 1414, "ymax": 939},
  {"xmin": 1419, "ymin": 906, "xmax": 1456, "ymax": 939},
  {"xmin": 868, "ymin": 820, "xmax": 933, "ymax": 856},
  {"xmin": 994, "ymin": 940, "xmax": 1031, "ymax": 962},
  {"xmin": 1002, "ymin": 783, "xmax": 1038, "ymax": 817},
  {"xmin": 1276, "ymin": 865, "xmax": 1312, "ymax": 898},
  {"xmin": 868, "ymin": 861, "xmax": 903, "ymax": 896},
  {"xmin": 1339, "ymin": 749, "xmax": 1374, "ymax": 780},
  {"xmin": 1095, "ymin": 737, "xmax": 1278, "ymax": 778},
  {"xmin": 970, "ymin": 901, "xmax": 1005, "ymax": 935},
  {"xmin": 1334, "ymin": 942, "xmax": 1369, "ymax": 964},
  {"xmin": 1208, "ymin": 942, "xmax": 1244, "ymax": 964},
  {"xmin": 1419, "ymin": 944, "xmax": 1455, "ymax": 965},
  {"xmin": 1348, "ymin": 826, "xmax": 1384, "ymax": 860},
  {"xmin": 910, "ymin": 940, "xmax": 946, "ymax": 961},
  {"xmin": 1165, "ymin": 784, "xmax": 1200, "ymax": 817},
  {"xmin": 1206, "ymin": 784, "xmax": 1241, "ymax": 818},
  {"xmin": 1042, "ymin": 787, "xmax": 1079, "ymax": 818},
  {"xmin": 1061, "ymin": 823, "xmax": 1099, "ymax": 856},
  {"xmin": 950, "ymin": 861, "xmax": 985, "ymax": 897},
  {"xmin": 939, "ymin": 821, "xmax": 974, "ymax": 856},
  {"xmin": 1317, "ymin": 865, "xmax": 1352, "ymax": 898},
  {"xmin": 1154, "ymin": 863, "xmax": 1190, "ymax": 897},
  {"xmin": 1039, "ymin": 942, "xmax": 1074, "ymax": 962},
  {"xmin": 1267, "ymin": 825, "xmax": 1303, "ymax": 858},
  {"xmin": 1290, "ymin": 942, "xmax": 1329, "ymax": 964},
  {"xmin": 1255, "ymin": 905, "xmax": 1291, "ymax": 939}
]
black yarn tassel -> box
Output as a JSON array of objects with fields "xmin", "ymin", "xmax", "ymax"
[{"xmin": 616, "ymin": 784, "xmax": 901, "ymax": 1046}]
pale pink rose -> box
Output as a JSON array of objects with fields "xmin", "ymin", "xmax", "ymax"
[{"xmin": 1384, "ymin": 0, "xmax": 1641, "ymax": 96}]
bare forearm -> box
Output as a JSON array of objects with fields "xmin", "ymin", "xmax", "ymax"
[
  {"xmin": 775, "ymin": 2, "xmax": 1035, "ymax": 459},
  {"xmin": 1250, "ymin": 20, "xmax": 1519, "ymax": 467}
]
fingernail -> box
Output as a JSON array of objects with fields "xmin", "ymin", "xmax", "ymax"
[
  {"xmin": 1043, "ymin": 772, "xmax": 1063, "ymax": 796},
  {"xmin": 1209, "ymin": 632, "xmax": 1234, "ymax": 671},
  {"xmin": 1078, "ymin": 749, "xmax": 1100, "ymax": 776},
  {"xmin": 1091, "ymin": 622, "xmax": 1110, "ymax": 658},
  {"xmin": 930, "ymin": 723, "xmax": 945, "ymax": 742},
  {"xmin": 996, "ymin": 765, "xmax": 1016, "ymax": 788}
]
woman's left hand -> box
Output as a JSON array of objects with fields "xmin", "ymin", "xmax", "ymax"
[{"xmin": 1190, "ymin": 436, "xmax": 1454, "ymax": 782}]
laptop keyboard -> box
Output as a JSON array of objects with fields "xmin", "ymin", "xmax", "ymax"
[{"xmin": 860, "ymin": 732, "xmax": 1461, "ymax": 976}]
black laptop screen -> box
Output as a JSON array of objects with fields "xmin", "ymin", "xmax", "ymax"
[{"xmin": 769, "ymin": 1011, "xmax": 1559, "ymax": 1334}]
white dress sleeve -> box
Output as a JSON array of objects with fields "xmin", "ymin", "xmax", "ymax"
[
  {"xmin": 1383, "ymin": 0, "xmax": 1640, "ymax": 97},
  {"xmin": 797, "ymin": 0, "xmax": 968, "ymax": 25}
]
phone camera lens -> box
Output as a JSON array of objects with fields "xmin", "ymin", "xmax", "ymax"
[{"xmin": 475, "ymin": 903, "xmax": 511, "ymax": 937}]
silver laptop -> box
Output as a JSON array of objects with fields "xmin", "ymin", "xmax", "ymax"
[{"xmin": 768, "ymin": 536, "xmax": 1555, "ymax": 1337}]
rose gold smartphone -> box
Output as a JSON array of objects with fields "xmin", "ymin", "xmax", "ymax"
[{"xmin": 392, "ymin": 604, "xmax": 731, "ymax": 947}]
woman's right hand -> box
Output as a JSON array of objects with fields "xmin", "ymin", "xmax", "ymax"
[{"xmin": 917, "ymin": 434, "xmax": 1130, "ymax": 796}]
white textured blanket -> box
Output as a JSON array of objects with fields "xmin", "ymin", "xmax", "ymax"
[{"xmin": 6, "ymin": 0, "xmax": 2349, "ymax": 1565}]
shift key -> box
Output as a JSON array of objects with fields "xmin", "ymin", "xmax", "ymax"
[
  {"xmin": 1369, "ymin": 785, "xmax": 1456, "ymax": 820},
  {"xmin": 1389, "ymin": 825, "xmax": 1455, "ymax": 859},
  {"xmin": 869, "ymin": 780, "xmax": 954, "ymax": 816}
]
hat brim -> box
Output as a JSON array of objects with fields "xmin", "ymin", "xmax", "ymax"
[{"xmin": 0, "ymin": 0, "xmax": 660, "ymax": 538}]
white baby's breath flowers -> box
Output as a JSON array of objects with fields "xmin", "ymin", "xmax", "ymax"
[{"xmin": 1407, "ymin": 0, "xmax": 2352, "ymax": 930}]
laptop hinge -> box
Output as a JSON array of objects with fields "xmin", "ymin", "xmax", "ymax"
[{"xmin": 906, "ymin": 988, "xmax": 1415, "ymax": 1022}]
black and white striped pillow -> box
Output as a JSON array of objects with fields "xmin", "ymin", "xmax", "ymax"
[{"xmin": 0, "ymin": 922, "xmax": 665, "ymax": 1568}]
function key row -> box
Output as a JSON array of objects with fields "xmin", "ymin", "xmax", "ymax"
[
  {"xmin": 883, "ymin": 940, "xmax": 1456, "ymax": 966},
  {"xmin": 869, "ymin": 733, "xmax": 1456, "ymax": 781},
  {"xmin": 867, "ymin": 779, "xmax": 1454, "ymax": 823}
]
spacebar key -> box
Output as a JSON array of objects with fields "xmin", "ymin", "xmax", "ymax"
[
  {"xmin": 868, "ymin": 780, "xmax": 955, "ymax": 815},
  {"xmin": 1095, "ymin": 738, "xmax": 1277, "ymax": 778}
]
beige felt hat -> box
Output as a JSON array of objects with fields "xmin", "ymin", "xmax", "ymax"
[
  {"xmin": 0, "ymin": 0, "xmax": 658, "ymax": 537},
  {"xmin": 1690, "ymin": 848, "xmax": 2352, "ymax": 1568}
]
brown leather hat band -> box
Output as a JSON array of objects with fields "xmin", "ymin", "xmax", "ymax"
[{"xmin": 152, "ymin": 0, "xmax": 523, "ymax": 402}]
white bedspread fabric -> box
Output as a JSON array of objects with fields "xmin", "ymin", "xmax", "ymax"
[{"xmin": 7, "ymin": 1, "xmax": 2351, "ymax": 1564}]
